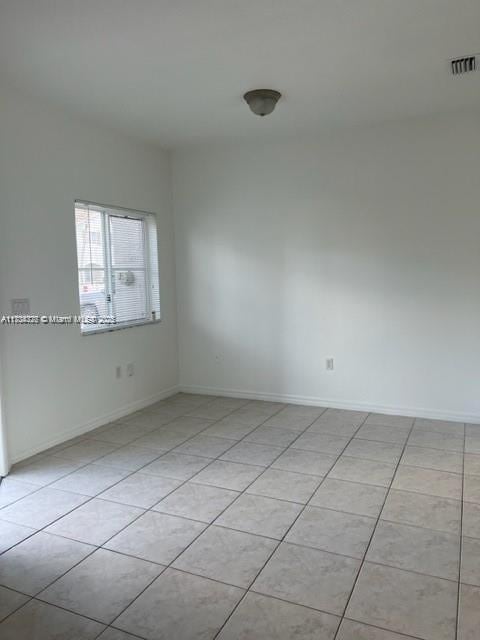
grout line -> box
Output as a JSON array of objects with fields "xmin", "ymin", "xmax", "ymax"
[
  {"xmin": 332, "ymin": 415, "xmax": 417, "ymax": 639},
  {"xmin": 394, "ymin": 461, "xmax": 464, "ymax": 475},
  {"xmin": 210, "ymin": 409, "xmax": 363, "ymax": 639},
  {"xmin": 0, "ymin": 397, "xmax": 468, "ymax": 639},
  {"xmin": 340, "ymin": 617, "xmax": 423, "ymax": 640},
  {"xmin": 105, "ymin": 400, "xmax": 296, "ymax": 634},
  {"xmin": 0, "ymin": 419, "xmax": 219, "ymax": 625},
  {"xmin": 354, "ymin": 435, "xmax": 463, "ymax": 453},
  {"xmin": 379, "ymin": 484, "xmax": 463, "ymax": 501},
  {"xmin": 378, "ymin": 515, "xmax": 461, "ymax": 537},
  {"xmin": 395, "ymin": 462, "xmax": 463, "ymax": 477},
  {"xmin": 343, "ymin": 558, "xmax": 460, "ymax": 585},
  {"xmin": 0, "ymin": 396, "xmax": 270, "ymax": 627},
  {"xmin": 95, "ymin": 626, "xmax": 146, "ymax": 640},
  {"xmin": 0, "ymin": 589, "xmax": 35, "ymax": 626},
  {"xmin": 455, "ymin": 422, "xmax": 466, "ymax": 640}
]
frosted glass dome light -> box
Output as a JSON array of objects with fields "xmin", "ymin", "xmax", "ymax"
[{"xmin": 243, "ymin": 89, "xmax": 281, "ymax": 116}]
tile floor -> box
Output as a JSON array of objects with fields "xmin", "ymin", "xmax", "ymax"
[{"xmin": 0, "ymin": 393, "xmax": 479, "ymax": 639}]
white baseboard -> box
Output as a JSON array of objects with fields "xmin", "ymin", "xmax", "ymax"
[
  {"xmin": 9, "ymin": 381, "xmax": 479, "ymax": 470},
  {"xmin": 179, "ymin": 383, "xmax": 480, "ymax": 425},
  {"xmin": 10, "ymin": 385, "xmax": 180, "ymax": 466}
]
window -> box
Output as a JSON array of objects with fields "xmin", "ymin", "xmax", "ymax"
[{"xmin": 74, "ymin": 201, "xmax": 160, "ymax": 334}]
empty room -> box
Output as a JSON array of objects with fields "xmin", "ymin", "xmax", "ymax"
[{"xmin": 0, "ymin": 1, "xmax": 479, "ymax": 639}]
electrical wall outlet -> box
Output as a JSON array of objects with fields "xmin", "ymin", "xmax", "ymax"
[
  {"xmin": 11, "ymin": 298, "xmax": 30, "ymax": 314},
  {"xmin": 126, "ymin": 362, "xmax": 134, "ymax": 377},
  {"xmin": 115, "ymin": 365, "xmax": 122, "ymax": 379},
  {"xmin": 326, "ymin": 358, "xmax": 334, "ymax": 371}
]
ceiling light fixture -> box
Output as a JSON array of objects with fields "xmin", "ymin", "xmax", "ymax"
[{"xmin": 243, "ymin": 89, "xmax": 281, "ymax": 116}]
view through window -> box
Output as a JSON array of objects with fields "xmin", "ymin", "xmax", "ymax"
[{"xmin": 74, "ymin": 201, "xmax": 160, "ymax": 334}]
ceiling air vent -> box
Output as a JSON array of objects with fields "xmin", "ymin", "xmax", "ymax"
[{"xmin": 450, "ymin": 55, "xmax": 477, "ymax": 75}]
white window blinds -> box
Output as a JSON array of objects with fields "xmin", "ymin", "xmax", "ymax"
[{"xmin": 74, "ymin": 201, "xmax": 160, "ymax": 334}]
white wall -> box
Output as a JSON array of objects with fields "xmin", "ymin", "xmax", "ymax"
[
  {"xmin": 173, "ymin": 114, "xmax": 480, "ymax": 422},
  {"xmin": 0, "ymin": 84, "xmax": 178, "ymax": 464}
]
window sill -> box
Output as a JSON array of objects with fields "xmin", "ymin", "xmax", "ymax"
[{"xmin": 81, "ymin": 318, "xmax": 161, "ymax": 336}]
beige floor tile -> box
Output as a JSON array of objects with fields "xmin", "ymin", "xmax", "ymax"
[
  {"xmin": 217, "ymin": 592, "xmax": 340, "ymax": 640},
  {"xmin": 95, "ymin": 445, "xmax": 161, "ymax": 472},
  {"xmin": 407, "ymin": 430, "xmax": 464, "ymax": 452},
  {"xmin": 337, "ymin": 619, "xmax": 421, "ymax": 639},
  {"xmin": 115, "ymin": 568, "xmax": 243, "ymax": 640},
  {"xmin": 245, "ymin": 426, "xmax": 299, "ymax": 448},
  {"xmin": 90, "ymin": 423, "xmax": 155, "ymax": 445},
  {"xmin": 216, "ymin": 494, "xmax": 302, "ymax": 539},
  {"xmin": 328, "ymin": 456, "xmax": 396, "ymax": 487},
  {"xmin": 104, "ymin": 511, "xmax": 206, "ymax": 564},
  {"xmin": 309, "ymin": 478, "xmax": 387, "ymax": 518},
  {"xmin": 461, "ymin": 537, "xmax": 480, "ymax": 586},
  {"xmin": 263, "ymin": 407, "xmax": 322, "ymax": 430},
  {"xmin": 463, "ymin": 502, "xmax": 480, "ymax": 538},
  {"xmin": 365, "ymin": 414, "xmax": 413, "ymax": 429},
  {"xmin": 1, "ymin": 397, "xmax": 474, "ymax": 640},
  {"xmin": 355, "ymin": 425, "xmax": 409, "ymax": 445},
  {"xmin": 0, "ymin": 530, "xmax": 93, "ymax": 595},
  {"xmin": 401, "ymin": 446, "xmax": 463, "ymax": 473},
  {"xmin": 346, "ymin": 562, "xmax": 458, "ymax": 640},
  {"xmin": 142, "ymin": 452, "xmax": 211, "ymax": 480},
  {"xmin": 0, "ymin": 600, "xmax": 104, "ymax": 640},
  {"xmin": 382, "ymin": 489, "xmax": 461, "ymax": 534},
  {"xmin": 271, "ymin": 448, "xmax": 337, "ymax": 476},
  {"xmin": 186, "ymin": 401, "xmax": 239, "ymax": 421},
  {"xmin": 173, "ymin": 525, "xmax": 277, "ymax": 587},
  {"xmin": 45, "ymin": 499, "xmax": 143, "ymax": 546},
  {"xmin": 246, "ymin": 468, "xmax": 321, "ymax": 503},
  {"xmin": 0, "ymin": 487, "xmax": 89, "ymax": 529},
  {"xmin": 226, "ymin": 407, "xmax": 280, "ymax": 427},
  {"xmin": 97, "ymin": 626, "xmax": 140, "ymax": 639},
  {"xmin": 39, "ymin": 548, "xmax": 162, "ymax": 624},
  {"xmin": 392, "ymin": 466, "xmax": 462, "ymax": 499},
  {"xmin": 252, "ymin": 542, "xmax": 360, "ymax": 615},
  {"xmin": 221, "ymin": 441, "xmax": 285, "ymax": 466},
  {"xmin": 174, "ymin": 435, "xmax": 234, "ymax": 458},
  {"xmin": 367, "ymin": 520, "xmax": 460, "ymax": 580},
  {"xmin": 291, "ymin": 432, "xmax": 350, "ymax": 455},
  {"xmin": 464, "ymin": 474, "xmax": 480, "ymax": 504},
  {"xmin": 163, "ymin": 416, "xmax": 214, "ymax": 436},
  {"xmin": 191, "ymin": 460, "xmax": 263, "ymax": 491},
  {"xmin": 306, "ymin": 420, "xmax": 361, "ymax": 438},
  {"xmin": 458, "ymin": 583, "xmax": 480, "ymax": 640},
  {"xmin": 286, "ymin": 506, "xmax": 376, "ymax": 559},
  {"xmin": 0, "ymin": 520, "xmax": 36, "ymax": 553},
  {"xmin": 57, "ymin": 440, "xmax": 121, "ymax": 463},
  {"xmin": 132, "ymin": 428, "xmax": 189, "ymax": 451},
  {"xmin": 153, "ymin": 482, "xmax": 239, "ymax": 522},
  {"xmin": 464, "ymin": 454, "xmax": 480, "ymax": 476},
  {"xmin": 121, "ymin": 412, "xmax": 175, "ymax": 430},
  {"xmin": 465, "ymin": 424, "xmax": 480, "ymax": 437},
  {"xmin": 0, "ymin": 478, "xmax": 39, "ymax": 508},
  {"xmin": 98, "ymin": 472, "xmax": 181, "ymax": 508},
  {"xmin": 315, "ymin": 409, "xmax": 368, "ymax": 427},
  {"xmin": 201, "ymin": 419, "xmax": 258, "ymax": 440},
  {"xmin": 50, "ymin": 464, "xmax": 130, "ymax": 497},
  {"xmin": 8, "ymin": 457, "xmax": 85, "ymax": 486},
  {"xmin": 0, "ymin": 586, "xmax": 30, "ymax": 622},
  {"xmin": 343, "ymin": 439, "xmax": 403, "ymax": 464},
  {"xmin": 414, "ymin": 418, "xmax": 464, "ymax": 433},
  {"xmin": 464, "ymin": 437, "xmax": 480, "ymax": 455}
]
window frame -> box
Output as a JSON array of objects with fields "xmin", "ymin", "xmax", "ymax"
[{"xmin": 74, "ymin": 200, "xmax": 161, "ymax": 336}]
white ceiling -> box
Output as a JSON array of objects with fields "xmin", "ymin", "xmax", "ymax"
[{"xmin": 0, "ymin": 0, "xmax": 479, "ymax": 147}]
